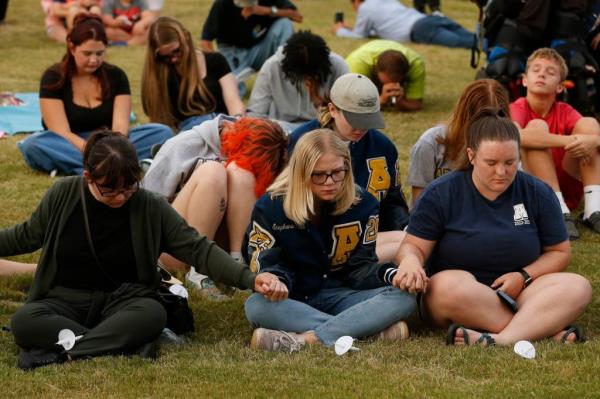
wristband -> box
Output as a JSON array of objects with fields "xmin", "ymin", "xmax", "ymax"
[
  {"xmin": 518, "ymin": 269, "xmax": 533, "ymax": 288},
  {"xmin": 271, "ymin": 6, "xmax": 278, "ymax": 16}
]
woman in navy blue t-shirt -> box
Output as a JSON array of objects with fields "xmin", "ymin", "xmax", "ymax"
[{"xmin": 394, "ymin": 107, "xmax": 592, "ymax": 346}]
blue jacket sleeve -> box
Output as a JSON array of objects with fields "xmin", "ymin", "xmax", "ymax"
[
  {"xmin": 244, "ymin": 206, "xmax": 296, "ymax": 291},
  {"xmin": 380, "ymin": 150, "xmax": 410, "ymax": 231}
]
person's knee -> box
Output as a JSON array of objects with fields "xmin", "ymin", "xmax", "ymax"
[
  {"xmin": 270, "ymin": 17, "xmax": 293, "ymax": 39},
  {"xmin": 189, "ymin": 161, "xmax": 227, "ymax": 191},
  {"xmin": 120, "ymin": 298, "xmax": 166, "ymax": 344},
  {"xmin": 525, "ymin": 119, "xmax": 550, "ymax": 133},
  {"xmin": 145, "ymin": 123, "xmax": 173, "ymax": 140},
  {"xmin": 244, "ymin": 293, "xmax": 270, "ymax": 326},
  {"xmin": 226, "ymin": 161, "xmax": 256, "ymax": 189},
  {"xmin": 427, "ymin": 271, "xmax": 478, "ymax": 311},
  {"xmin": 384, "ymin": 287, "xmax": 416, "ymax": 315},
  {"xmin": 573, "ymin": 117, "xmax": 600, "ymax": 136},
  {"xmin": 10, "ymin": 304, "xmax": 48, "ymax": 346},
  {"xmin": 561, "ymin": 273, "xmax": 593, "ymax": 308}
]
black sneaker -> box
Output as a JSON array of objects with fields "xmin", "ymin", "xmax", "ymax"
[
  {"xmin": 563, "ymin": 214, "xmax": 580, "ymax": 241},
  {"xmin": 136, "ymin": 339, "xmax": 160, "ymax": 360},
  {"xmin": 17, "ymin": 348, "xmax": 67, "ymax": 370},
  {"xmin": 583, "ymin": 211, "xmax": 600, "ymax": 234}
]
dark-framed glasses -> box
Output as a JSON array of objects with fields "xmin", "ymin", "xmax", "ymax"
[
  {"xmin": 311, "ymin": 169, "xmax": 347, "ymax": 185},
  {"xmin": 156, "ymin": 46, "xmax": 182, "ymax": 62},
  {"xmin": 95, "ymin": 181, "xmax": 139, "ymax": 198}
]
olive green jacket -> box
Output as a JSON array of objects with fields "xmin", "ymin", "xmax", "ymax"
[{"xmin": 0, "ymin": 176, "xmax": 255, "ymax": 301}]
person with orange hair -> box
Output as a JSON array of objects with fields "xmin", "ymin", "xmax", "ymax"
[{"xmin": 142, "ymin": 115, "xmax": 288, "ymax": 296}]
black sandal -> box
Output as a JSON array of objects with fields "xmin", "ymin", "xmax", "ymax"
[
  {"xmin": 446, "ymin": 323, "xmax": 469, "ymax": 345},
  {"xmin": 446, "ymin": 323, "xmax": 495, "ymax": 347},
  {"xmin": 560, "ymin": 324, "xmax": 585, "ymax": 343}
]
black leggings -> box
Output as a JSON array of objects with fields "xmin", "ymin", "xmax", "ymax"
[{"xmin": 11, "ymin": 286, "xmax": 167, "ymax": 358}]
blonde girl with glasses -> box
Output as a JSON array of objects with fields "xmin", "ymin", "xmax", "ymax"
[{"xmin": 243, "ymin": 129, "xmax": 415, "ymax": 352}]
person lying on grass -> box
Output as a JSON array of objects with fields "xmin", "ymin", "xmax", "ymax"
[
  {"xmin": 243, "ymin": 129, "xmax": 415, "ymax": 352},
  {"xmin": 1, "ymin": 131, "xmax": 282, "ymax": 370},
  {"xmin": 395, "ymin": 107, "xmax": 592, "ymax": 347}
]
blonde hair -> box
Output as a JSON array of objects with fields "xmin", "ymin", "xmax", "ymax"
[
  {"xmin": 141, "ymin": 17, "xmax": 215, "ymax": 130},
  {"xmin": 525, "ymin": 47, "xmax": 569, "ymax": 81},
  {"xmin": 268, "ymin": 129, "xmax": 359, "ymax": 227}
]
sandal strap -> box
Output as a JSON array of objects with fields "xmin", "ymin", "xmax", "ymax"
[{"xmin": 474, "ymin": 333, "xmax": 495, "ymax": 347}]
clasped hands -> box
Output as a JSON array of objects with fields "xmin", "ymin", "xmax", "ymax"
[
  {"xmin": 254, "ymin": 272, "xmax": 289, "ymax": 301},
  {"xmin": 392, "ymin": 259, "xmax": 428, "ymax": 293}
]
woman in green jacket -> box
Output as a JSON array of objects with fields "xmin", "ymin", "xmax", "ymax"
[{"xmin": 1, "ymin": 131, "xmax": 281, "ymax": 370}]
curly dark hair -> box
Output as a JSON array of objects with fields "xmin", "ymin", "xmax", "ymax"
[{"xmin": 281, "ymin": 31, "xmax": 333, "ymax": 90}]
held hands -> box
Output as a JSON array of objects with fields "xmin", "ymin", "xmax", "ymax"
[
  {"xmin": 490, "ymin": 272, "xmax": 524, "ymax": 299},
  {"xmin": 392, "ymin": 258, "xmax": 428, "ymax": 294},
  {"xmin": 380, "ymin": 83, "xmax": 404, "ymax": 106},
  {"xmin": 254, "ymin": 272, "xmax": 288, "ymax": 302}
]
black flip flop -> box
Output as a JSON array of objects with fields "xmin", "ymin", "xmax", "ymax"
[
  {"xmin": 561, "ymin": 324, "xmax": 585, "ymax": 343},
  {"xmin": 446, "ymin": 323, "xmax": 469, "ymax": 346}
]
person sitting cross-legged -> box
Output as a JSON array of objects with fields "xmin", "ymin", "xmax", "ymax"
[
  {"xmin": 396, "ymin": 107, "xmax": 591, "ymax": 347},
  {"xmin": 244, "ymin": 129, "xmax": 415, "ymax": 352}
]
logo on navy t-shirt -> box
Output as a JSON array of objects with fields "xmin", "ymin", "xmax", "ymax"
[{"xmin": 513, "ymin": 203, "xmax": 530, "ymax": 226}]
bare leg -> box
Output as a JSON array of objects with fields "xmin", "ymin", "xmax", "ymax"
[
  {"xmin": 424, "ymin": 270, "xmax": 513, "ymax": 330},
  {"xmin": 376, "ymin": 230, "xmax": 405, "ymax": 262},
  {"xmin": 437, "ymin": 272, "xmax": 592, "ymax": 346},
  {"xmin": 47, "ymin": 24, "xmax": 68, "ymax": 43},
  {"xmin": 0, "ymin": 259, "xmax": 36, "ymax": 275},
  {"xmin": 105, "ymin": 27, "xmax": 131, "ymax": 43},
  {"xmin": 563, "ymin": 117, "xmax": 600, "ymax": 185},
  {"xmin": 225, "ymin": 162, "xmax": 256, "ymax": 253},
  {"xmin": 160, "ymin": 161, "xmax": 228, "ymax": 270},
  {"xmin": 520, "ymin": 119, "xmax": 561, "ymax": 190}
]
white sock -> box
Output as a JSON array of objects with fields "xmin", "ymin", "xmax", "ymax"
[
  {"xmin": 230, "ymin": 251, "xmax": 243, "ymax": 263},
  {"xmin": 583, "ymin": 185, "xmax": 600, "ymax": 219},
  {"xmin": 555, "ymin": 192, "xmax": 570, "ymax": 215}
]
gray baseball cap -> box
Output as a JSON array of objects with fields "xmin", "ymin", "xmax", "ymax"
[
  {"xmin": 233, "ymin": 0, "xmax": 258, "ymax": 7},
  {"xmin": 330, "ymin": 73, "xmax": 385, "ymax": 130}
]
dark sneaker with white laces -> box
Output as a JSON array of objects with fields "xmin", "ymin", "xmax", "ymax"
[
  {"xmin": 250, "ymin": 328, "xmax": 305, "ymax": 352},
  {"xmin": 583, "ymin": 211, "xmax": 600, "ymax": 234},
  {"xmin": 18, "ymin": 348, "xmax": 67, "ymax": 370},
  {"xmin": 563, "ymin": 214, "xmax": 580, "ymax": 241}
]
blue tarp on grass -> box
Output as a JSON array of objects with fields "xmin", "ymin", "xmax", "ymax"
[{"xmin": 0, "ymin": 93, "xmax": 43, "ymax": 135}]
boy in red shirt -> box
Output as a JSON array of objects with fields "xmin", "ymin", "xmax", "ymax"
[{"xmin": 511, "ymin": 48, "xmax": 600, "ymax": 239}]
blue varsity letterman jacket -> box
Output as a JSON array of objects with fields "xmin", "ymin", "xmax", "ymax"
[
  {"xmin": 242, "ymin": 186, "xmax": 398, "ymax": 301},
  {"xmin": 290, "ymin": 120, "xmax": 410, "ymax": 231}
]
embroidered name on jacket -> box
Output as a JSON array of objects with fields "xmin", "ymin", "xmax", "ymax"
[{"xmin": 513, "ymin": 203, "xmax": 530, "ymax": 226}]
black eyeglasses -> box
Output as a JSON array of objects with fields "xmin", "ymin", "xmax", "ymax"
[
  {"xmin": 95, "ymin": 181, "xmax": 139, "ymax": 198},
  {"xmin": 156, "ymin": 46, "xmax": 182, "ymax": 62},
  {"xmin": 311, "ymin": 169, "xmax": 347, "ymax": 185}
]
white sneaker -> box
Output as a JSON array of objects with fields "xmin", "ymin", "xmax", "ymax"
[
  {"xmin": 378, "ymin": 320, "xmax": 410, "ymax": 341},
  {"xmin": 185, "ymin": 269, "xmax": 232, "ymax": 301}
]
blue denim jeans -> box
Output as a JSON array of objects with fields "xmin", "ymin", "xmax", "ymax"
[
  {"xmin": 411, "ymin": 15, "xmax": 475, "ymax": 49},
  {"xmin": 217, "ymin": 18, "xmax": 294, "ymax": 75},
  {"xmin": 178, "ymin": 113, "xmax": 218, "ymax": 133},
  {"xmin": 245, "ymin": 285, "xmax": 416, "ymax": 346},
  {"xmin": 18, "ymin": 123, "xmax": 173, "ymax": 175}
]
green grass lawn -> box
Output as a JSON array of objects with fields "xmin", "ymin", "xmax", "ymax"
[{"xmin": 1, "ymin": 0, "xmax": 599, "ymax": 397}]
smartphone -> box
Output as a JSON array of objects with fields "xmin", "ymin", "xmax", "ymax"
[
  {"xmin": 497, "ymin": 290, "xmax": 518, "ymax": 313},
  {"xmin": 334, "ymin": 11, "xmax": 344, "ymax": 23}
]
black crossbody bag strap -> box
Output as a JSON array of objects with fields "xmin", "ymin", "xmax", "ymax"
[{"xmin": 79, "ymin": 179, "xmax": 118, "ymax": 287}]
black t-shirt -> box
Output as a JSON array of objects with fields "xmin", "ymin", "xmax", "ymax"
[
  {"xmin": 54, "ymin": 185, "xmax": 138, "ymax": 291},
  {"xmin": 201, "ymin": 0, "xmax": 296, "ymax": 48},
  {"xmin": 167, "ymin": 52, "xmax": 231, "ymax": 122},
  {"xmin": 39, "ymin": 63, "xmax": 131, "ymax": 134}
]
